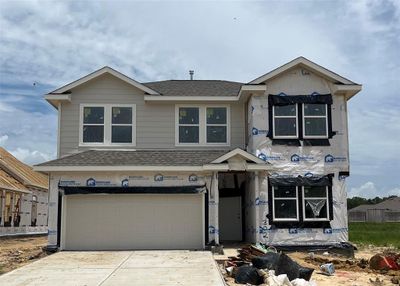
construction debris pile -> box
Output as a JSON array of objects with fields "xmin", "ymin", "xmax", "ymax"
[
  {"xmin": 222, "ymin": 244, "xmax": 316, "ymax": 286},
  {"xmin": 219, "ymin": 244, "xmax": 400, "ymax": 286}
]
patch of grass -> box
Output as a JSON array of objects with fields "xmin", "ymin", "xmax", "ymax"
[{"xmin": 349, "ymin": 222, "xmax": 400, "ymax": 248}]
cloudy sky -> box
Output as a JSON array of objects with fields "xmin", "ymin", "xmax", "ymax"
[{"xmin": 0, "ymin": 0, "xmax": 399, "ymax": 198}]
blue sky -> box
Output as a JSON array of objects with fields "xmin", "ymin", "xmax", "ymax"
[{"xmin": 0, "ymin": 0, "xmax": 399, "ymax": 198}]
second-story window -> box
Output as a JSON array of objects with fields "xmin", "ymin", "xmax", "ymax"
[
  {"xmin": 178, "ymin": 107, "xmax": 200, "ymax": 143},
  {"xmin": 83, "ymin": 107, "xmax": 104, "ymax": 143},
  {"xmin": 206, "ymin": 107, "xmax": 227, "ymax": 143},
  {"xmin": 80, "ymin": 104, "xmax": 136, "ymax": 146},
  {"xmin": 272, "ymin": 105, "xmax": 298, "ymax": 138},
  {"xmin": 303, "ymin": 104, "xmax": 328, "ymax": 138},
  {"xmin": 112, "ymin": 107, "xmax": 133, "ymax": 143},
  {"xmin": 176, "ymin": 105, "xmax": 230, "ymax": 146}
]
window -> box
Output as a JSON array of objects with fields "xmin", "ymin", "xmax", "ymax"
[
  {"xmin": 176, "ymin": 105, "xmax": 230, "ymax": 145},
  {"xmin": 303, "ymin": 104, "xmax": 328, "ymax": 138},
  {"xmin": 269, "ymin": 183, "xmax": 332, "ymax": 226},
  {"xmin": 83, "ymin": 106, "xmax": 104, "ymax": 143},
  {"xmin": 206, "ymin": 107, "xmax": 227, "ymax": 143},
  {"xmin": 112, "ymin": 107, "xmax": 133, "ymax": 143},
  {"xmin": 80, "ymin": 104, "xmax": 136, "ymax": 146},
  {"xmin": 302, "ymin": 186, "xmax": 329, "ymax": 221},
  {"xmin": 272, "ymin": 186, "xmax": 299, "ymax": 221},
  {"xmin": 273, "ymin": 105, "xmax": 298, "ymax": 138},
  {"xmin": 178, "ymin": 107, "xmax": 199, "ymax": 143}
]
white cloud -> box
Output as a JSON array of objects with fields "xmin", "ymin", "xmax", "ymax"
[
  {"xmin": 9, "ymin": 147, "xmax": 55, "ymax": 166},
  {"xmin": 349, "ymin": 182, "xmax": 400, "ymax": 198},
  {"xmin": 0, "ymin": 134, "xmax": 9, "ymax": 145}
]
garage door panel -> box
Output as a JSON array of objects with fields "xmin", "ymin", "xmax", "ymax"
[{"xmin": 63, "ymin": 194, "xmax": 203, "ymax": 250}]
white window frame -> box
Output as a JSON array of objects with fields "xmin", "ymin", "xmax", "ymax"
[
  {"xmin": 175, "ymin": 104, "xmax": 230, "ymax": 146},
  {"xmin": 302, "ymin": 186, "xmax": 330, "ymax": 221},
  {"xmin": 79, "ymin": 104, "xmax": 136, "ymax": 147},
  {"xmin": 302, "ymin": 104, "xmax": 329, "ymax": 139},
  {"xmin": 272, "ymin": 105, "xmax": 299, "ymax": 139},
  {"xmin": 176, "ymin": 106, "xmax": 201, "ymax": 145},
  {"xmin": 272, "ymin": 186, "xmax": 299, "ymax": 222}
]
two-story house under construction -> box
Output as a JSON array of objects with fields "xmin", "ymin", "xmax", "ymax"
[{"xmin": 35, "ymin": 57, "xmax": 362, "ymax": 251}]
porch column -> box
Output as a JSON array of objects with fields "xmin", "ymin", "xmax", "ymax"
[
  {"xmin": 254, "ymin": 171, "xmax": 260, "ymax": 241},
  {"xmin": 212, "ymin": 171, "xmax": 219, "ymax": 245},
  {"xmin": 47, "ymin": 174, "xmax": 59, "ymax": 247},
  {"xmin": 0, "ymin": 190, "xmax": 5, "ymax": 227}
]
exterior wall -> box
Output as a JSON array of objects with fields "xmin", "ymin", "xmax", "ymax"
[
  {"xmin": 0, "ymin": 188, "xmax": 48, "ymax": 236},
  {"xmin": 59, "ymin": 74, "xmax": 245, "ymax": 157},
  {"xmin": 246, "ymin": 67, "xmax": 350, "ymax": 245},
  {"xmin": 247, "ymin": 67, "xmax": 349, "ymax": 173}
]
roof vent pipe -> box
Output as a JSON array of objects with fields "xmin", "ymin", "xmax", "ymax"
[{"xmin": 189, "ymin": 70, "xmax": 194, "ymax": 80}]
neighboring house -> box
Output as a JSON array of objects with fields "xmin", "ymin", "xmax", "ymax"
[
  {"xmin": 35, "ymin": 57, "xmax": 362, "ymax": 251},
  {"xmin": 348, "ymin": 197, "xmax": 400, "ymax": 222},
  {"xmin": 0, "ymin": 148, "xmax": 49, "ymax": 236}
]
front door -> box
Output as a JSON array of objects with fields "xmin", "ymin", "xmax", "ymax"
[{"xmin": 219, "ymin": 196, "xmax": 242, "ymax": 241}]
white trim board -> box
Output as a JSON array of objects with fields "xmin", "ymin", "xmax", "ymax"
[
  {"xmin": 211, "ymin": 148, "xmax": 265, "ymax": 164},
  {"xmin": 49, "ymin": 66, "xmax": 159, "ymax": 95},
  {"xmin": 249, "ymin": 56, "xmax": 357, "ymax": 85}
]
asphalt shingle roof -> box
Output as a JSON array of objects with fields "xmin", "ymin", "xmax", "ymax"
[
  {"xmin": 143, "ymin": 80, "xmax": 243, "ymax": 97},
  {"xmin": 36, "ymin": 150, "xmax": 229, "ymax": 167}
]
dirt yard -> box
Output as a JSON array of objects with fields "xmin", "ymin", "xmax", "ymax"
[
  {"xmin": 0, "ymin": 235, "xmax": 48, "ymax": 275},
  {"xmin": 215, "ymin": 245, "xmax": 400, "ymax": 286}
]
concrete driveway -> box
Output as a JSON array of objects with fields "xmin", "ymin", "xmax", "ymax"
[{"xmin": 0, "ymin": 251, "xmax": 225, "ymax": 286}]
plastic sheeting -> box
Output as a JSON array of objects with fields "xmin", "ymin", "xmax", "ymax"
[{"xmin": 247, "ymin": 67, "xmax": 350, "ymax": 245}]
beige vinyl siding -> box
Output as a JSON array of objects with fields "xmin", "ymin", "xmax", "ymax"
[{"xmin": 59, "ymin": 74, "xmax": 245, "ymax": 156}]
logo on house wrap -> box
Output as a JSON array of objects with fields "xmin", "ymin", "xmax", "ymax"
[
  {"xmin": 188, "ymin": 174, "xmax": 198, "ymax": 182},
  {"xmin": 289, "ymin": 228, "xmax": 298, "ymax": 234},
  {"xmin": 208, "ymin": 226, "xmax": 219, "ymax": 234},
  {"xmin": 304, "ymin": 172, "xmax": 314, "ymax": 178},
  {"xmin": 121, "ymin": 179, "xmax": 129, "ymax": 187},
  {"xmin": 252, "ymin": 127, "xmax": 268, "ymax": 136},
  {"xmin": 291, "ymin": 154, "xmax": 315, "ymax": 163},
  {"xmin": 258, "ymin": 153, "xmax": 282, "ymax": 162},
  {"xmin": 323, "ymin": 228, "xmax": 333, "ymax": 234},
  {"xmin": 86, "ymin": 178, "xmax": 96, "ymax": 187},
  {"xmin": 255, "ymin": 197, "xmax": 267, "ymax": 206},
  {"xmin": 325, "ymin": 154, "xmax": 347, "ymax": 163},
  {"xmin": 154, "ymin": 174, "xmax": 164, "ymax": 182}
]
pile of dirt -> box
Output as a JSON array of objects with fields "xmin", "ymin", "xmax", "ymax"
[{"xmin": 0, "ymin": 235, "xmax": 48, "ymax": 274}]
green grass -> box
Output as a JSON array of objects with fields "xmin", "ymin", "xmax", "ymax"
[{"xmin": 349, "ymin": 222, "xmax": 400, "ymax": 248}]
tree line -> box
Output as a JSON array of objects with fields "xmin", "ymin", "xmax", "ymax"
[{"xmin": 347, "ymin": 195, "xmax": 398, "ymax": 210}]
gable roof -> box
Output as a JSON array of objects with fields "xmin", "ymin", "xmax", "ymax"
[
  {"xmin": 143, "ymin": 80, "xmax": 243, "ymax": 97},
  {"xmin": 211, "ymin": 148, "xmax": 265, "ymax": 164},
  {"xmin": 249, "ymin": 56, "xmax": 358, "ymax": 85},
  {"xmin": 0, "ymin": 147, "xmax": 48, "ymax": 190},
  {"xmin": 48, "ymin": 66, "xmax": 160, "ymax": 95}
]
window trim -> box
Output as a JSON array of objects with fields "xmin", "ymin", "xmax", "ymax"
[
  {"xmin": 302, "ymin": 104, "xmax": 329, "ymax": 139},
  {"xmin": 79, "ymin": 104, "xmax": 136, "ymax": 147},
  {"xmin": 272, "ymin": 186, "xmax": 299, "ymax": 222},
  {"xmin": 175, "ymin": 104, "xmax": 230, "ymax": 146},
  {"xmin": 302, "ymin": 186, "xmax": 330, "ymax": 221},
  {"xmin": 272, "ymin": 104, "xmax": 299, "ymax": 139}
]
